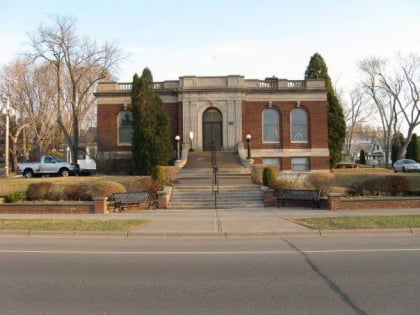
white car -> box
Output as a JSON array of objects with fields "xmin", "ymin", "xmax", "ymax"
[{"xmin": 392, "ymin": 159, "xmax": 420, "ymax": 173}]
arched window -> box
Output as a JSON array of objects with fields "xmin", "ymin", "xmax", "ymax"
[
  {"xmin": 263, "ymin": 109, "xmax": 279, "ymax": 142},
  {"xmin": 291, "ymin": 108, "xmax": 308, "ymax": 142},
  {"xmin": 118, "ymin": 111, "xmax": 133, "ymax": 145}
]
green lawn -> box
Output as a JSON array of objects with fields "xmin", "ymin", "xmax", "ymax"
[
  {"xmin": 290, "ymin": 215, "xmax": 420, "ymax": 230},
  {"xmin": 0, "ymin": 219, "xmax": 148, "ymax": 231}
]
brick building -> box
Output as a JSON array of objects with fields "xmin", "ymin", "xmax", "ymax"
[{"xmin": 94, "ymin": 75, "xmax": 329, "ymax": 173}]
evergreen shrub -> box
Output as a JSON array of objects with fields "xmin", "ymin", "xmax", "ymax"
[
  {"xmin": 262, "ymin": 167, "xmax": 277, "ymax": 187},
  {"xmin": 152, "ymin": 166, "xmax": 166, "ymax": 190},
  {"xmin": 4, "ymin": 191, "xmax": 27, "ymax": 203}
]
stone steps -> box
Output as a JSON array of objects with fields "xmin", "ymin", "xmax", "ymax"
[
  {"xmin": 168, "ymin": 184, "xmax": 263, "ymax": 209},
  {"xmin": 184, "ymin": 151, "xmax": 244, "ymax": 169},
  {"xmin": 169, "ymin": 151, "xmax": 261, "ymax": 209}
]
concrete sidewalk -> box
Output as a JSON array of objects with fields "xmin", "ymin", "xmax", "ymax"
[{"xmin": 1, "ymin": 206, "xmax": 420, "ymax": 238}]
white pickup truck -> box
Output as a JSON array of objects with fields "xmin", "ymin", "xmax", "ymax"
[{"xmin": 17, "ymin": 156, "xmax": 80, "ymax": 178}]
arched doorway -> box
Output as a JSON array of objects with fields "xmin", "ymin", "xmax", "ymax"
[{"xmin": 203, "ymin": 108, "xmax": 223, "ymax": 151}]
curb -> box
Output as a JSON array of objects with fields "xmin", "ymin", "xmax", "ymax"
[{"xmin": 0, "ymin": 228, "xmax": 418, "ymax": 238}]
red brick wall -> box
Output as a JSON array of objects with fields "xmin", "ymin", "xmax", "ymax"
[
  {"xmin": 328, "ymin": 195, "xmax": 420, "ymax": 211},
  {"xmin": 242, "ymin": 100, "xmax": 328, "ymax": 149},
  {"xmin": 97, "ymin": 103, "xmax": 126, "ymax": 151},
  {"xmin": 242, "ymin": 100, "xmax": 329, "ymax": 170},
  {"xmin": 97, "ymin": 102, "xmax": 182, "ymax": 151},
  {"xmin": 0, "ymin": 202, "xmax": 96, "ymax": 214}
]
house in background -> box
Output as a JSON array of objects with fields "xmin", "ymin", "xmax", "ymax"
[
  {"xmin": 94, "ymin": 75, "xmax": 330, "ymax": 173},
  {"xmin": 345, "ymin": 134, "xmax": 390, "ymax": 166}
]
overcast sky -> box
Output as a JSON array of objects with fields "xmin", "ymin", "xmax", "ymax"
[{"xmin": 1, "ymin": 0, "xmax": 419, "ymax": 131}]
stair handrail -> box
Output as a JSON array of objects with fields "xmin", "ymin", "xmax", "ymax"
[{"xmin": 212, "ymin": 165, "xmax": 219, "ymax": 209}]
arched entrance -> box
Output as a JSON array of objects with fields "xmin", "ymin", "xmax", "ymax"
[{"xmin": 203, "ymin": 108, "xmax": 223, "ymax": 151}]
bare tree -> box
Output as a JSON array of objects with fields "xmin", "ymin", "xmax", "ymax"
[
  {"xmin": 28, "ymin": 15, "xmax": 123, "ymax": 163},
  {"xmin": 391, "ymin": 53, "xmax": 419, "ymax": 158},
  {"xmin": 360, "ymin": 53, "xmax": 420, "ymax": 162},
  {"xmin": 0, "ymin": 59, "xmax": 63, "ymax": 168},
  {"xmin": 342, "ymin": 86, "xmax": 373, "ymax": 160},
  {"xmin": 359, "ymin": 57, "xmax": 401, "ymax": 167}
]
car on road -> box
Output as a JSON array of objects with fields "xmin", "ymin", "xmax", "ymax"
[{"xmin": 392, "ymin": 159, "xmax": 420, "ymax": 173}]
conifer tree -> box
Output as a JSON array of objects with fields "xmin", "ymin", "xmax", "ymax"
[
  {"xmin": 305, "ymin": 53, "xmax": 346, "ymax": 168},
  {"xmin": 131, "ymin": 68, "xmax": 172, "ymax": 175},
  {"xmin": 406, "ymin": 133, "xmax": 419, "ymax": 161}
]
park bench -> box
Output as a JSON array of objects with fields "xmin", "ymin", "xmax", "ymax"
[
  {"xmin": 276, "ymin": 189, "xmax": 321, "ymax": 209},
  {"xmin": 113, "ymin": 191, "xmax": 158, "ymax": 211}
]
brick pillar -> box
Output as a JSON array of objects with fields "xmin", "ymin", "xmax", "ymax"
[
  {"xmin": 157, "ymin": 191, "xmax": 168, "ymax": 209},
  {"xmin": 327, "ymin": 193, "xmax": 341, "ymax": 211},
  {"xmin": 93, "ymin": 197, "xmax": 108, "ymax": 214},
  {"xmin": 262, "ymin": 188, "xmax": 275, "ymax": 207}
]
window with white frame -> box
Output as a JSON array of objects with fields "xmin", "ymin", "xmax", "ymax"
[
  {"xmin": 291, "ymin": 108, "xmax": 308, "ymax": 142},
  {"xmin": 291, "ymin": 157, "xmax": 309, "ymax": 171},
  {"xmin": 263, "ymin": 109, "xmax": 279, "ymax": 142},
  {"xmin": 263, "ymin": 158, "xmax": 280, "ymax": 166},
  {"xmin": 118, "ymin": 111, "xmax": 133, "ymax": 145}
]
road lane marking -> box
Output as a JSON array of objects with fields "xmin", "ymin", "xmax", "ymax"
[{"xmin": 1, "ymin": 248, "xmax": 420, "ymax": 255}]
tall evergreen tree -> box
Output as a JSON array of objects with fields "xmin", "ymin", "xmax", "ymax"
[
  {"xmin": 131, "ymin": 68, "xmax": 172, "ymax": 175},
  {"xmin": 406, "ymin": 133, "xmax": 419, "ymax": 161},
  {"xmin": 305, "ymin": 53, "xmax": 346, "ymax": 168},
  {"xmin": 391, "ymin": 132, "xmax": 405, "ymax": 164},
  {"xmin": 359, "ymin": 150, "xmax": 366, "ymax": 165}
]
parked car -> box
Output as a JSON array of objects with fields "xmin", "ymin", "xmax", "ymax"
[
  {"xmin": 392, "ymin": 159, "xmax": 420, "ymax": 173},
  {"xmin": 16, "ymin": 156, "xmax": 80, "ymax": 178}
]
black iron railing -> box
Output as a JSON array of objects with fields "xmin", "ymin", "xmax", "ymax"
[{"xmin": 211, "ymin": 142, "xmax": 219, "ymax": 209}]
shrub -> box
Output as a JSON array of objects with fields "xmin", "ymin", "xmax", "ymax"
[
  {"xmin": 263, "ymin": 167, "xmax": 277, "ymax": 187},
  {"xmin": 27, "ymin": 182, "xmax": 56, "ymax": 200},
  {"xmin": 346, "ymin": 182, "xmax": 364, "ymax": 196},
  {"xmin": 251, "ymin": 165, "xmax": 279, "ymax": 184},
  {"xmin": 91, "ymin": 181, "xmax": 126, "ymax": 200},
  {"xmin": 152, "ymin": 166, "xmax": 166, "ymax": 190},
  {"xmin": 4, "ymin": 191, "xmax": 27, "ymax": 203},
  {"xmin": 63, "ymin": 185, "xmax": 92, "ymax": 201},
  {"xmin": 361, "ymin": 177, "xmax": 385, "ymax": 196},
  {"xmin": 140, "ymin": 177, "xmax": 161, "ymax": 193},
  {"xmin": 161, "ymin": 166, "xmax": 180, "ymax": 184},
  {"xmin": 354, "ymin": 175, "xmax": 410, "ymax": 197},
  {"xmin": 305, "ymin": 172, "xmax": 335, "ymax": 196},
  {"xmin": 46, "ymin": 186, "xmax": 64, "ymax": 201},
  {"xmin": 384, "ymin": 175, "xmax": 409, "ymax": 196}
]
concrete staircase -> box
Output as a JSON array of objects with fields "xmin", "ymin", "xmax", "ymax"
[{"xmin": 169, "ymin": 151, "xmax": 263, "ymax": 209}]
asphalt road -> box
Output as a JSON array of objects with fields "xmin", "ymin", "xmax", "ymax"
[{"xmin": 1, "ymin": 236, "xmax": 420, "ymax": 315}]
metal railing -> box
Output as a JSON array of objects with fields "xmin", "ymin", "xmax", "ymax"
[{"xmin": 211, "ymin": 142, "xmax": 219, "ymax": 209}]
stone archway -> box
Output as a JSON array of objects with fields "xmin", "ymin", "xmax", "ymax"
[{"xmin": 202, "ymin": 108, "xmax": 223, "ymax": 151}]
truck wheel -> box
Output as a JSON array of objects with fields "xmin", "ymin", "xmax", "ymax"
[
  {"xmin": 23, "ymin": 170, "xmax": 33, "ymax": 178},
  {"xmin": 60, "ymin": 169, "xmax": 70, "ymax": 177}
]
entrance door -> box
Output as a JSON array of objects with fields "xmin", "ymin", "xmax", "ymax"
[{"xmin": 203, "ymin": 108, "xmax": 222, "ymax": 151}]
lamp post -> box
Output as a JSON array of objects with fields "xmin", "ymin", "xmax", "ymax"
[
  {"xmin": 189, "ymin": 131, "xmax": 194, "ymax": 151},
  {"xmin": 246, "ymin": 134, "xmax": 251, "ymax": 159},
  {"xmin": 175, "ymin": 135, "xmax": 181, "ymax": 160}
]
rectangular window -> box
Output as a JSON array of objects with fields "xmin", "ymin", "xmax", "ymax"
[
  {"xmin": 263, "ymin": 158, "xmax": 280, "ymax": 166},
  {"xmin": 291, "ymin": 157, "xmax": 309, "ymax": 172}
]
